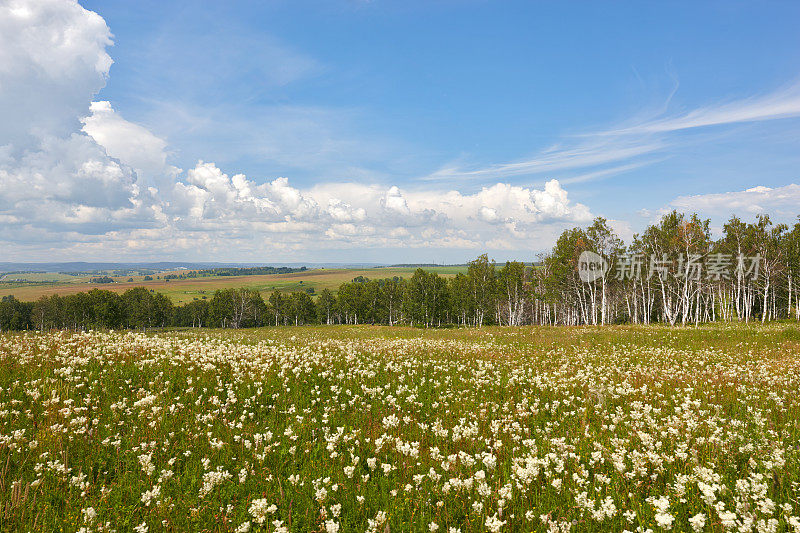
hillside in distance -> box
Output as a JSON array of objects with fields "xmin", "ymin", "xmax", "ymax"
[
  {"xmin": 0, "ymin": 265, "xmax": 466, "ymax": 304},
  {"xmin": 0, "ymin": 261, "xmax": 384, "ymax": 273}
]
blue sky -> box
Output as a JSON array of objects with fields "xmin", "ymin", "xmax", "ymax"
[
  {"xmin": 85, "ymin": 0, "xmax": 800, "ymax": 194},
  {"xmin": 2, "ymin": 1, "xmax": 800, "ymax": 262}
]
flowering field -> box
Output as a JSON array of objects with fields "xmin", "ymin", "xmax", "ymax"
[{"xmin": 1, "ymin": 325, "xmax": 799, "ymax": 532}]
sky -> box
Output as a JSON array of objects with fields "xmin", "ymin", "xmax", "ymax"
[{"xmin": 1, "ymin": 0, "xmax": 800, "ymax": 264}]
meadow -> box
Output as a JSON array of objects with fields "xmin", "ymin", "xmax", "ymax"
[{"xmin": 0, "ymin": 324, "xmax": 798, "ymax": 532}]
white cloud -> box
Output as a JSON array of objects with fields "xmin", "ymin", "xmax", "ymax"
[
  {"xmin": 165, "ymin": 161, "xmax": 592, "ymax": 252},
  {"xmin": 423, "ymin": 81, "xmax": 800, "ymax": 185},
  {"xmin": 0, "ymin": 0, "xmax": 164, "ymax": 241},
  {"xmin": 382, "ymin": 186, "xmax": 411, "ymax": 215},
  {"xmin": 669, "ymin": 184, "xmax": 800, "ymax": 220},
  {"xmin": 327, "ymin": 199, "xmax": 366, "ymax": 223},
  {"xmin": 0, "ymin": 0, "xmax": 112, "ymax": 145},
  {"xmin": 478, "ymin": 206, "xmax": 500, "ymax": 224},
  {"xmin": 607, "ymin": 219, "xmax": 634, "ymax": 243},
  {"xmin": 407, "ymin": 180, "xmax": 591, "ymax": 227},
  {"xmin": 0, "ymin": 0, "xmax": 597, "ymax": 261},
  {"xmin": 81, "ymin": 101, "xmax": 173, "ymax": 180},
  {"xmin": 424, "ymin": 139, "xmax": 663, "ymax": 182},
  {"xmin": 604, "ymin": 82, "xmax": 800, "ymax": 136}
]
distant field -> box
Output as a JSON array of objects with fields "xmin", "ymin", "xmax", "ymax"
[
  {"xmin": 0, "ymin": 272, "xmax": 81, "ymax": 283},
  {"xmin": 0, "ymin": 266, "xmax": 466, "ymax": 304}
]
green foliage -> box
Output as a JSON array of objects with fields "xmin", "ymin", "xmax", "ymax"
[
  {"xmin": 198, "ymin": 266, "xmax": 307, "ymax": 277},
  {"xmin": 0, "ymin": 295, "xmax": 32, "ymax": 331}
]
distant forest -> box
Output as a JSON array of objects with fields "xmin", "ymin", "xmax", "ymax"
[
  {"xmin": 197, "ymin": 266, "xmax": 307, "ymax": 277},
  {"xmin": 1, "ymin": 211, "xmax": 799, "ymax": 331},
  {"xmin": 158, "ymin": 266, "xmax": 307, "ymax": 281}
]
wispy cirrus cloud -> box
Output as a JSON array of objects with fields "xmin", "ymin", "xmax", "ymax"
[
  {"xmin": 557, "ymin": 160, "xmax": 659, "ymax": 185},
  {"xmin": 600, "ymin": 81, "xmax": 800, "ymax": 136},
  {"xmin": 421, "ymin": 80, "xmax": 800, "ymax": 185},
  {"xmin": 422, "ymin": 139, "xmax": 664, "ymax": 182}
]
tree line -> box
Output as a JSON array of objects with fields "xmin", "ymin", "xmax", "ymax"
[
  {"xmin": 548, "ymin": 211, "xmax": 800, "ymax": 326},
  {"xmin": 1, "ymin": 211, "xmax": 799, "ymax": 331}
]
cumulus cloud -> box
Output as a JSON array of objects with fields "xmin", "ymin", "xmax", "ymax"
[
  {"xmin": 0, "ymin": 0, "xmax": 155, "ymax": 239},
  {"xmin": 81, "ymin": 101, "xmax": 173, "ymax": 181},
  {"xmin": 166, "ymin": 161, "xmax": 592, "ymax": 251},
  {"xmin": 0, "ymin": 0, "xmax": 112, "ymax": 145},
  {"xmin": 326, "ymin": 199, "xmax": 366, "ymax": 223}
]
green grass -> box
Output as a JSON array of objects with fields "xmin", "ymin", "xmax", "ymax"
[{"xmin": 0, "ymin": 323, "xmax": 798, "ymax": 532}]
